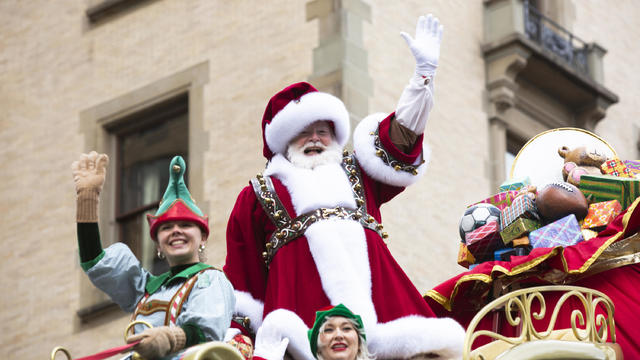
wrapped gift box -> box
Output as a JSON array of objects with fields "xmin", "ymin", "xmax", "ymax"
[
  {"xmin": 465, "ymin": 221, "xmax": 502, "ymax": 261},
  {"xmin": 457, "ymin": 242, "xmax": 475, "ymax": 268},
  {"xmin": 623, "ymin": 160, "xmax": 640, "ymax": 176},
  {"xmin": 499, "ymin": 195, "xmax": 540, "ymax": 231},
  {"xmin": 471, "ymin": 190, "xmax": 520, "ymax": 211},
  {"xmin": 512, "ymin": 236, "xmax": 530, "ymax": 247},
  {"xmin": 578, "ymin": 174, "xmax": 640, "ymax": 209},
  {"xmin": 499, "ymin": 176, "xmax": 531, "ymax": 192},
  {"xmin": 601, "ymin": 158, "xmax": 634, "ymax": 178},
  {"xmin": 500, "ymin": 217, "xmax": 542, "ymax": 244},
  {"xmin": 581, "ymin": 200, "xmax": 622, "ymax": 229},
  {"xmin": 529, "ymin": 214, "xmax": 584, "ymax": 248},
  {"xmin": 494, "ymin": 246, "xmax": 532, "ymax": 262}
]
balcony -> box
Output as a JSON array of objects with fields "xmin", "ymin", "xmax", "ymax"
[{"xmin": 483, "ymin": 0, "xmax": 618, "ymax": 133}]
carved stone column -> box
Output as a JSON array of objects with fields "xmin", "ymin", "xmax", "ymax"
[{"xmin": 306, "ymin": 0, "xmax": 373, "ymax": 127}]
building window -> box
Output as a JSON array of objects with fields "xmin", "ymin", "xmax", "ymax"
[
  {"xmin": 110, "ymin": 95, "xmax": 189, "ymax": 275},
  {"xmin": 505, "ymin": 133, "xmax": 526, "ymax": 182},
  {"xmin": 77, "ymin": 62, "xmax": 208, "ymax": 320}
]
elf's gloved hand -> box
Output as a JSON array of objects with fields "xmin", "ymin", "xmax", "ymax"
[
  {"xmin": 400, "ymin": 14, "xmax": 443, "ymax": 78},
  {"xmin": 71, "ymin": 151, "xmax": 109, "ymax": 222},
  {"xmin": 252, "ymin": 324, "xmax": 289, "ymax": 360},
  {"xmin": 126, "ymin": 326, "xmax": 186, "ymax": 360}
]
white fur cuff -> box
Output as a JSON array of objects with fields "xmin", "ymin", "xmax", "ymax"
[
  {"xmin": 353, "ymin": 113, "xmax": 430, "ymax": 187},
  {"xmin": 234, "ymin": 290, "xmax": 265, "ymax": 333}
]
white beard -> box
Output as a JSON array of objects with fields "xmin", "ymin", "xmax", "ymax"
[{"xmin": 286, "ymin": 140, "xmax": 343, "ymax": 169}]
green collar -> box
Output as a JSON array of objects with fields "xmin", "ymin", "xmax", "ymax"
[{"xmin": 145, "ymin": 263, "xmax": 212, "ymax": 294}]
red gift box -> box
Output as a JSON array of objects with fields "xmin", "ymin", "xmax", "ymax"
[
  {"xmin": 581, "ymin": 200, "xmax": 622, "ymax": 229},
  {"xmin": 465, "ymin": 220, "xmax": 502, "ymax": 261}
]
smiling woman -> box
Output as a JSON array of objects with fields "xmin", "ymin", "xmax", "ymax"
[
  {"xmin": 72, "ymin": 153, "xmax": 241, "ymax": 360},
  {"xmin": 309, "ymin": 304, "xmax": 374, "ymax": 360}
]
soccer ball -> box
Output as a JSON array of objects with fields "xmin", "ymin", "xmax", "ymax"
[{"xmin": 459, "ymin": 203, "xmax": 501, "ymax": 241}]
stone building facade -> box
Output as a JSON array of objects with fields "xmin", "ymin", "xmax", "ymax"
[{"xmin": 1, "ymin": 0, "xmax": 638, "ymax": 358}]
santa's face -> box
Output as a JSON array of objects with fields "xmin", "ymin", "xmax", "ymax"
[
  {"xmin": 286, "ymin": 120, "xmax": 342, "ymax": 169},
  {"xmin": 291, "ymin": 121, "xmax": 334, "ymax": 155},
  {"xmin": 317, "ymin": 316, "xmax": 360, "ymax": 360}
]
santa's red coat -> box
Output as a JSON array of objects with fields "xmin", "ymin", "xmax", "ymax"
[{"xmin": 224, "ymin": 114, "xmax": 464, "ymax": 359}]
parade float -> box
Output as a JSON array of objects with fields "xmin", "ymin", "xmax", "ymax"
[{"xmin": 425, "ymin": 128, "xmax": 639, "ymax": 359}]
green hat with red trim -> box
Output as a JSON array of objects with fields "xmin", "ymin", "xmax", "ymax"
[
  {"xmin": 146, "ymin": 156, "xmax": 209, "ymax": 240},
  {"xmin": 307, "ymin": 304, "xmax": 365, "ymax": 358}
]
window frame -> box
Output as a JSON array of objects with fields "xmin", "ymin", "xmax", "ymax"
[{"xmin": 76, "ymin": 62, "xmax": 209, "ymax": 321}]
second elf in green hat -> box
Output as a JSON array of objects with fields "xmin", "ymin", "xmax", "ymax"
[{"xmin": 72, "ymin": 152, "xmax": 239, "ymax": 360}]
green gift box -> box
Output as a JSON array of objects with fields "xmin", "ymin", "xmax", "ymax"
[
  {"xmin": 578, "ymin": 174, "xmax": 640, "ymax": 209},
  {"xmin": 499, "ymin": 176, "xmax": 531, "ymax": 192},
  {"xmin": 500, "ymin": 217, "xmax": 541, "ymax": 245}
]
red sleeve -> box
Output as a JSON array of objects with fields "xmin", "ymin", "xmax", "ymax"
[{"xmin": 223, "ymin": 185, "xmax": 270, "ymax": 307}]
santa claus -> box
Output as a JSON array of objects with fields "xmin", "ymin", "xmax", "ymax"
[{"xmin": 224, "ymin": 14, "xmax": 464, "ymax": 359}]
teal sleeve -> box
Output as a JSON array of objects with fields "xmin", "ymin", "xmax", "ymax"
[{"xmin": 77, "ymin": 222, "xmax": 103, "ymax": 263}]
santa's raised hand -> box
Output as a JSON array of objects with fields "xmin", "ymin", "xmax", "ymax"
[{"xmin": 400, "ymin": 14, "xmax": 443, "ymax": 77}]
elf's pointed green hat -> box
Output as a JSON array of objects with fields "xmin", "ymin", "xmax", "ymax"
[{"xmin": 146, "ymin": 156, "xmax": 209, "ymax": 240}]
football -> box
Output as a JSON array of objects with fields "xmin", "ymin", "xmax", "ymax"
[
  {"xmin": 536, "ymin": 181, "xmax": 588, "ymax": 222},
  {"xmin": 459, "ymin": 203, "xmax": 501, "ymax": 241}
]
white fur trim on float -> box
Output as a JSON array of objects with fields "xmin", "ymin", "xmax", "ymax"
[
  {"xmin": 366, "ymin": 315, "xmax": 465, "ymax": 359},
  {"xmin": 264, "ymin": 91, "xmax": 350, "ymax": 156},
  {"xmin": 259, "ymin": 309, "xmax": 315, "ymax": 360},
  {"xmin": 353, "ymin": 113, "xmax": 430, "ymax": 187},
  {"xmin": 233, "ymin": 290, "xmax": 264, "ymax": 333}
]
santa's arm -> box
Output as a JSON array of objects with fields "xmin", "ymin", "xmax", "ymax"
[
  {"xmin": 353, "ymin": 15, "xmax": 442, "ymax": 188},
  {"xmin": 223, "ymin": 186, "xmax": 270, "ymax": 336},
  {"xmin": 395, "ymin": 13, "xmax": 442, "ymax": 138}
]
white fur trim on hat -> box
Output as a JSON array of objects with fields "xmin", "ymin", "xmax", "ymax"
[
  {"xmin": 367, "ymin": 315, "xmax": 465, "ymax": 359},
  {"xmin": 234, "ymin": 290, "xmax": 264, "ymax": 333},
  {"xmin": 353, "ymin": 113, "xmax": 430, "ymax": 187},
  {"xmin": 264, "ymin": 91, "xmax": 350, "ymax": 156}
]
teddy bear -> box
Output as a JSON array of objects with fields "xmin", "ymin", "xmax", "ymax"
[{"xmin": 558, "ymin": 145, "xmax": 608, "ymax": 186}]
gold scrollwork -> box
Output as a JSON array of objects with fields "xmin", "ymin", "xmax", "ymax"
[{"xmin": 463, "ymin": 285, "xmax": 616, "ymax": 360}]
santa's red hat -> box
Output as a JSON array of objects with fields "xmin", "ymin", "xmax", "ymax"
[{"xmin": 262, "ymin": 82, "xmax": 350, "ymax": 159}]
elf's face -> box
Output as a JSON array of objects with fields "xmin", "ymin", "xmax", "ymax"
[
  {"xmin": 156, "ymin": 220, "xmax": 206, "ymax": 266},
  {"xmin": 317, "ymin": 316, "xmax": 360, "ymax": 360}
]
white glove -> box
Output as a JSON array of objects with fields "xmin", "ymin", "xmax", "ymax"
[
  {"xmin": 252, "ymin": 324, "xmax": 289, "ymax": 360},
  {"xmin": 400, "ymin": 14, "xmax": 443, "ymax": 77}
]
